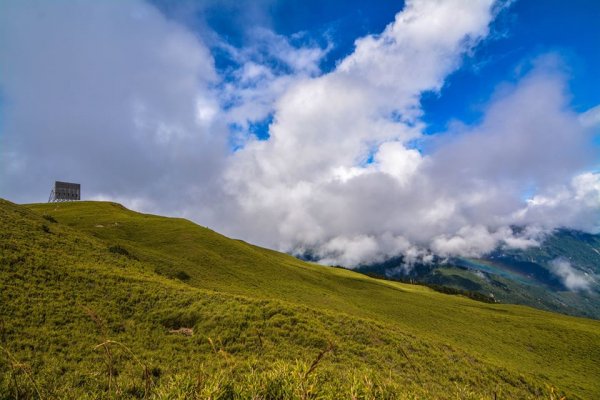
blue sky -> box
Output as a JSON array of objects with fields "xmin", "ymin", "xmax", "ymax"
[
  {"xmin": 150, "ymin": 0, "xmax": 600, "ymax": 136},
  {"xmin": 1, "ymin": 0, "xmax": 599, "ymax": 265},
  {"xmin": 422, "ymin": 0, "xmax": 600, "ymax": 132}
]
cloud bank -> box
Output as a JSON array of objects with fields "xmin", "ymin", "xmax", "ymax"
[
  {"xmin": 549, "ymin": 258, "xmax": 593, "ymax": 292},
  {"xmin": 1, "ymin": 0, "xmax": 599, "ymax": 268},
  {"xmin": 0, "ymin": 0, "xmax": 226, "ymax": 212}
]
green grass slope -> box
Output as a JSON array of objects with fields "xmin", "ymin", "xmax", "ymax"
[{"xmin": 0, "ymin": 200, "xmax": 597, "ymax": 398}]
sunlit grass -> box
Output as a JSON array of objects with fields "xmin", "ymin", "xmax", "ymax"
[{"xmin": 0, "ymin": 199, "xmax": 597, "ymax": 398}]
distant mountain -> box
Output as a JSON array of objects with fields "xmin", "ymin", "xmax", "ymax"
[{"xmin": 356, "ymin": 229, "xmax": 600, "ymax": 319}]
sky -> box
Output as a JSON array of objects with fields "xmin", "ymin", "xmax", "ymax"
[{"xmin": 1, "ymin": 0, "xmax": 599, "ymax": 267}]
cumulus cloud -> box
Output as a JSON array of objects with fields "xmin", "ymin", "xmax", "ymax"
[
  {"xmin": 218, "ymin": 28, "xmax": 331, "ymax": 146},
  {"xmin": 220, "ymin": 0, "xmax": 497, "ymax": 249},
  {"xmin": 549, "ymin": 258, "xmax": 593, "ymax": 291},
  {"xmin": 1, "ymin": 0, "xmax": 599, "ymax": 268},
  {"xmin": 515, "ymin": 173, "xmax": 600, "ymax": 233},
  {"xmin": 579, "ymin": 104, "xmax": 600, "ymax": 129},
  {"xmin": 217, "ymin": 1, "xmax": 600, "ymax": 266}
]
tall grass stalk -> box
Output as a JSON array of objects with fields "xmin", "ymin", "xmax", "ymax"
[{"xmin": 0, "ymin": 345, "xmax": 43, "ymax": 399}]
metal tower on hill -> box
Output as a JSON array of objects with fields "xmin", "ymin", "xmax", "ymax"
[{"xmin": 48, "ymin": 181, "xmax": 81, "ymax": 202}]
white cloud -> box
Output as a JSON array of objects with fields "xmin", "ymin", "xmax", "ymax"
[
  {"xmin": 549, "ymin": 258, "xmax": 593, "ymax": 292},
  {"xmin": 215, "ymin": 2, "xmax": 600, "ymax": 267},
  {"xmin": 517, "ymin": 172, "xmax": 600, "ymax": 233},
  {"xmin": 431, "ymin": 226, "xmax": 501, "ymax": 258},
  {"xmin": 579, "ymin": 104, "xmax": 600, "ymax": 128},
  {"xmin": 218, "ymin": 28, "xmax": 331, "ymax": 144},
  {"xmin": 374, "ymin": 142, "xmax": 422, "ymax": 185}
]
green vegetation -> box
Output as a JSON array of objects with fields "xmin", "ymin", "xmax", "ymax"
[
  {"xmin": 362, "ymin": 271, "xmax": 498, "ymax": 303},
  {"xmin": 0, "ymin": 200, "xmax": 599, "ymax": 398}
]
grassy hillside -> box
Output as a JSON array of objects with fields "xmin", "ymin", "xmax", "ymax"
[{"xmin": 1, "ymin": 200, "xmax": 599, "ymax": 398}]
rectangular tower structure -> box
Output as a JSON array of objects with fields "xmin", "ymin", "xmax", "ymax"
[{"xmin": 49, "ymin": 181, "xmax": 80, "ymax": 202}]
